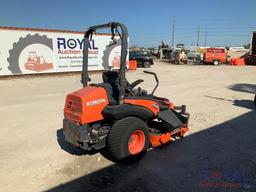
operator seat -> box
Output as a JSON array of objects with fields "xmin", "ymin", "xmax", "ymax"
[{"xmin": 101, "ymin": 71, "xmax": 120, "ymax": 105}]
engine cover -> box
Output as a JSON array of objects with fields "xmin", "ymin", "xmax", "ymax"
[{"xmin": 64, "ymin": 86, "xmax": 109, "ymax": 124}]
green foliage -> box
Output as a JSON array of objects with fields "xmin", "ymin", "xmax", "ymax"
[{"xmin": 244, "ymin": 44, "xmax": 250, "ymax": 49}]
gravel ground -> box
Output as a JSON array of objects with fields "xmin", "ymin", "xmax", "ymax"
[{"xmin": 0, "ymin": 61, "xmax": 256, "ymax": 192}]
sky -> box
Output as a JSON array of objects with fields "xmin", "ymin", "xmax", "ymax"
[{"xmin": 0, "ymin": 0, "xmax": 256, "ymax": 47}]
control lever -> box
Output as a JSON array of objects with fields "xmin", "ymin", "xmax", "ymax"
[
  {"xmin": 129, "ymin": 79, "xmax": 144, "ymax": 89},
  {"xmin": 143, "ymin": 70, "xmax": 159, "ymax": 95}
]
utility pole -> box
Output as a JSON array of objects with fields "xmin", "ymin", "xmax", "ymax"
[
  {"xmin": 172, "ymin": 18, "xmax": 175, "ymax": 47},
  {"xmin": 196, "ymin": 25, "xmax": 200, "ymax": 47},
  {"xmin": 204, "ymin": 31, "xmax": 207, "ymax": 47}
]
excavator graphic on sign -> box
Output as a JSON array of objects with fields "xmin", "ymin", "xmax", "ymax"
[{"xmin": 25, "ymin": 51, "xmax": 53, "ymax": 72}]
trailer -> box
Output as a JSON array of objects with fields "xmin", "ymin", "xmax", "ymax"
[{"xmin": 203, "ymin": 47, "xmax": 227, "ymax": 65}]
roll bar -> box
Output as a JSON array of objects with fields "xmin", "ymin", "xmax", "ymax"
[{"xmin": 81, "ymin": 22, "xmax": 128, "ymax": 103}]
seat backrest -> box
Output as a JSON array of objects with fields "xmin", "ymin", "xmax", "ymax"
[
  {"xmin": 102, "ymin": 71, "xmax": 119, "ymax": 104},
  {"xmin": 102, "ymin": 71, "xmax": 119, "ymax": 84},
  {"xmin": 98, "ymin": 83, "xmax": 117, "ymax": 105}
]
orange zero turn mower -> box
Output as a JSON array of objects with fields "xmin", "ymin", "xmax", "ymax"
[{"xmin": 63, "ymin": 22, "xmax": 190, "ymax": 162}]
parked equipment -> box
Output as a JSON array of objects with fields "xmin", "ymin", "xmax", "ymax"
[
  {"xmin": 129, "ymin": 51, "xmax": 153, "ymax": 68},
  {"xmin": 203, "ymin": 48, "xmax": 227, "ymax": 65},
  {"xmin": 187, "ymin": 51, "xmax": 201, "ymax": 61},
  {"xmin": 63, "ymin": 22, "xmax": 190, "ymax": 162},
  {"xmin": 172, "ymin": 50, "xmax": 188, "ymax": 64},
  {"xmin": 245, "ymin": 32, "xmax": 256, "ymax": 65},
  {"xmin": 25, "ymin": 51, "xmax": 53, "ymax": 72},
  {"xmin": 227, "ymin": 47, "xmax": 248, "ymax": 62},
  {"xmin": 230, "ymin": 58, "xmax": 245, "ymax": 66}
]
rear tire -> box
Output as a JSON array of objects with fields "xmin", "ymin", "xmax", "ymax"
[
  {"xmin": 107, "ymin": 117, "xmax": 150, "ymax": 162},
  {"xmin": 143, "ymin": 61, "xmax": 151, "ymax": 68}
]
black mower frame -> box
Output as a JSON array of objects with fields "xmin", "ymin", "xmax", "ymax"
[{"xmin": 81, "ymin": 22, "xmax": 128, "ymax": 104}]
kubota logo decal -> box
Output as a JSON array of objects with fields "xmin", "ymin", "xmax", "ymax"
[{"xmin": 86, "ymin": 98, "xmax": 106, "ymax": 106}]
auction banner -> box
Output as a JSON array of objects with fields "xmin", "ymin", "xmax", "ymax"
[{"xmin": 0, "ymin": 27, "xmax": 124, "ymax": 76}]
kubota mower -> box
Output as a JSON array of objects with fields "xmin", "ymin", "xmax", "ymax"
[{"xmin": 63, "ymin": 22, "xmax": 190, "ymax": 162}]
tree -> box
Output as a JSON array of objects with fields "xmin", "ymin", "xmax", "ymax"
[{"xmin": 244, "ymin": 44, "xmax": 250, "ymax": 49}]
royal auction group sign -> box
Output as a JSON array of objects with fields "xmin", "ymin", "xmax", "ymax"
[{"xmin": 0, "ymin": 27, "xmax": 124, "ymax": 75}]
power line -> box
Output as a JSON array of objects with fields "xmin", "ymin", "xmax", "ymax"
[
  {"xmin": 173, "ymin": 17, "xmax": 256, "ymax": 25},
  {"xmin": 177, "ymin": 23, "xmax": 256, "ymax": 29},
  {"xmin": 133, "ymin": 28, "xmax": 254, "ymax": 39}
]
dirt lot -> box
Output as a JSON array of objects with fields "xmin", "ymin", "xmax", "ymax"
[{"xmin": 1, "ymin": 61, "xmax": 256, "ymax": 192}]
